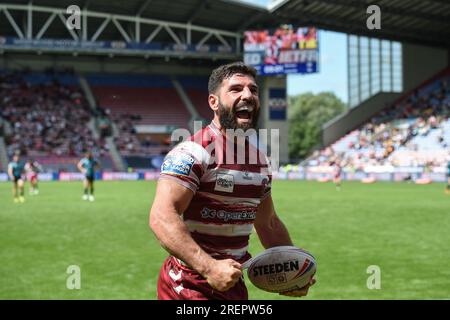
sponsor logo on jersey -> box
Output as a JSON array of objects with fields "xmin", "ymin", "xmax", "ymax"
[
  {"xmin": 161, "ymin": 153, "xmax": 195, "ymax": 176},
  {"xmin": 201, "ymin": 207, "xmax": 256, "ymax": 221},
  {"xmin": 214, "ymin": 173, "xmax": 234, "ymax": 192}
]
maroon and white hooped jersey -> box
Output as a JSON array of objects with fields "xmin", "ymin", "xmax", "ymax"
[{"xmin": 159, "ymin": 121, "xmax": 272, "ymax": 263}]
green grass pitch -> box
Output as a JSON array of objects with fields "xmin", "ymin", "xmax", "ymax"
[{"xmin": 1, "ymin": 180, "xmax": 450, "ymax": 299}]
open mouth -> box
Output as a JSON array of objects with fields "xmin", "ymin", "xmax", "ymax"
[
  {"xmin": 235, "ymin": 106, "xmax": 254, "ymax": 120},
  {"xmin": 236, "ymin": 109, "xmax": 252, "ymax": 119}
]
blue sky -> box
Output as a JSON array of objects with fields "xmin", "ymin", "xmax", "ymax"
[
  {"xmin": 287, "ymin": 30, "xmax": 348, "ymax": 103},
  {"xmin": 238, "ymin": 0, "xmax": 348, "ymax": 103}
]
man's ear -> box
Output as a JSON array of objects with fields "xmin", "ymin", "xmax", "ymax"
[{"xmin": 209, "ymin": 93, "xmax": 219, "ymax": 112}]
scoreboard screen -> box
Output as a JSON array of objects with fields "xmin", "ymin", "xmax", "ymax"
[{"xmin": 244, "ymin": 25, "xmax": 319, "ymax": 76}]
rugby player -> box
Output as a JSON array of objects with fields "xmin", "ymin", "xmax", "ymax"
[
  {"xmin": 332, "ymin": 160, "xmax": 342, "ymax": 191},
  {"xmin": 8, "ymin": 153, "xmax": 25, "ymax": 203},
  {"xmin": 149, "ymin": 62, "xmax": 315, "ymax": 300},
  {"xmin": 446, "ymin": 156, "xmax": 450, "ymax": 195},
  {"xmin": 77, "ymin": 152, "xmax": 99, "ymax": 202},
  {"xmin": 25, "ymin": 159, "xmax": 43, "ymax": 195}
]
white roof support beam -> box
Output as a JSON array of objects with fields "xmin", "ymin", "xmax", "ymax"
[
  {"xmin": 58, "ymin": 13, "xmax": 79, "ymax": 41},
  {"xmin": 135, "ymin": 20, "xmax": 140, "ymax": 42},
  {"xmin": 3, "ymin": 8, "xmax": 25, "ymax": 39},
  {"xmin": 197, "ymin": 32, "xmax": 213, "ymax": 47},
  {"xmin": 215, "ymin": 33, "xmax": 231, "ymax": 49},
  {"xmin": 91, "ymin": 17, "xmax": 111, "ymax": 42},
  {"xmin": 27, "ymin": 2, "xmax": 32, "ymax": 39},
  {"xmin": 145, "ymin": 24, "xmax": 163, "ymax": 44},
  {"xmin": 112, "ymin": 18, "xmax": 131, "ymax": 43},
  {"xmin": 36, "ymin": 12, "xmax": 56, "ymax": 39},
  {"xmin": 82, "ymin": 8, "xmax": 88, "ymax": 41},
  {"xmin": 186, "ymin": 23, "xmax": 192, "ymax": 45},
  {"xmin": 164, "ymin": 25, "xmax": 182, "ymax": 45}
]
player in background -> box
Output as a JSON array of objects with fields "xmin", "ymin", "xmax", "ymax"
[
  {"xmin": 77, "ymin": 152, "xmax": 100, "ymax": 202},
  {"xmin": 25, "ymin": 159, "xmax": 43, "ymax": 195},
  {"xmin": 331, "ymin": 160, "xmax": 342, "ymax": 191},
  {"xmin": 8, "ymin": 153, "xmax": 25, "ymax": 203},
  {"xmin": 446, "ymin": 157, "xmax": 450, "ymax": 195}
]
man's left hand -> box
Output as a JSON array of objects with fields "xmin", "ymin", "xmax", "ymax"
[{"xmin": 279, "ymin": 277, "xmax": 316, "ymax": 298}]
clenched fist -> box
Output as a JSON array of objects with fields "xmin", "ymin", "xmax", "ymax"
[{"xmin": 203, "ymin": 259, "xmax": 243, "ymax": 292}]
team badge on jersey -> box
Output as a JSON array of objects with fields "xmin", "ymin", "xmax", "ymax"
[
  {"xmin": 161, "ymin": 153, "xmax": 195, "ymax": 177},
  {"xmin": 215, "ymin": 173, "xmax": 234, "ymax": 193},
  {"xmin": 242, "ymin": 171, "xmax": 253, "ymax": 180}
]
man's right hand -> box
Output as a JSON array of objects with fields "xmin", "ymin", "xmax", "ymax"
[{"xmin": 203, "ymin": 259, "xmax": 242, "ymax": 292}]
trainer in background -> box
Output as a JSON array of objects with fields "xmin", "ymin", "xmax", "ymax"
[{"xmin": 149, "ymin": 62, "xmax": 315, "ymax": 300}]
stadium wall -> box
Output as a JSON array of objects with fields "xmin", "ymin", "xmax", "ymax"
[
  {"xmin": 0, "ymin": 168, "xmax": 446, "ymax": 183},
  {"xmin": 322, "ymin": 92, "xmax": 401, "ymax": 146},
  {"xmin": 402, "ymin": 43, "xmax": 449, "ymax": 92},
  {"xmin": 259, "ymin": 76, "xmax": 289, "ymax": 165}
]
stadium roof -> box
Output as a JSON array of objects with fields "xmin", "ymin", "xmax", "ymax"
[
  {"xmin": 0, "ymin": 0, "xmax": 271, "ymax": 35},
  {"xmin": 1, "ymin": 0, "xmax": 449, "ymax": 48}
]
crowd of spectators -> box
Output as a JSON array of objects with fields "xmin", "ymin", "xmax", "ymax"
[
  {"xmin": 107, "ymin": 111, "xmax": 170, "ymax": 156},
  {"xmin": 0, "ymin": 70, "xmax": 109, "ymax": 158},
  {"xmin": 307, "ymin": 77, "xmax": 450, "ymax": 170}
]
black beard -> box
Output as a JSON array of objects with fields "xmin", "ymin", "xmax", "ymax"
[{"xmin": 218, "ymin": 101, "xmax": 259, "ymax": 131}]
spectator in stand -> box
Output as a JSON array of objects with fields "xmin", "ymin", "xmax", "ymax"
[
  {"xmin": 0, "ymin": 70, "xmax": 108, "ymax": 159},
  {"xmin": 306, "ymin": 75, "xmax": 450, "ymax": 171}
]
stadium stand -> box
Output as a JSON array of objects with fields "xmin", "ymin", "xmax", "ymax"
[
  {"xmin": 88, "ymin": 74, "xmax": 190, "ymax": 128},
  {"xmin": 176, "ymin": 76, "xmax": 212, "ymax": 121},
  {"xmin": 87, "ymin": 73, "xmax": 210, "ymax": 169},
  {"xmin": 110, "ymin": 112, "xmax": 170, "ymax": 156},
  {"xmin": 307, "ymin": 68, "xmax": 450, "ymax": 171},
  {"xmin": 0, "ymin": 69, "xmax": 114, "ymax": 171}
]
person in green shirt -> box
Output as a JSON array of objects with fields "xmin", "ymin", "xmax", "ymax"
[
  {"xmin": 77, "ymin": 151, "xmax": 100, "ymax": 202},
  {"xmin": 8, "ymin": 153, "xmax": 25, "ymax": 203}
]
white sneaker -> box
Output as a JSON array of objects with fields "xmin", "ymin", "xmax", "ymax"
[
  {"xmin": 89, "ymin": 195, "xmax": 95, "ymax": 202},
  {"xmin": 82, "ymin": 195, "xmax": 88, "ymax": 200}
]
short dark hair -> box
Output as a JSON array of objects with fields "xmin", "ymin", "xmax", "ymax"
[{"xmin": 208, "ymin": 62, "xmax": 257, "ymax": 94}]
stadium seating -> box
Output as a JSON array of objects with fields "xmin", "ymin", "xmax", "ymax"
[
  {"xmin": 177, "ymin": 76, "xmax": 212, "ymax": 120},
  {"xmin": 88, "ymin": 74, "xmax": 190, "ymax": 128},
  {"xmin": 88, "ymin": 73, "xmax": 209, "ymax": 166},
  {"xmin": 307, "ymin": 68, "xmax": 450, "ymax": 170},
  {"xmin": 0, "ymin": 69, "xmax": 112, "ymax": 170}
]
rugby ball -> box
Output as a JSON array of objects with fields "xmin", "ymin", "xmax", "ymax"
[{"xmin": 245, "ymin": 246, "xmax": 316, "ymax": 293}]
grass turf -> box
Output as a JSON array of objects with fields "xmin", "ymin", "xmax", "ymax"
[{"xmin": 1, "ymin": 180, "xmax": 449, "ymax": 299}]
